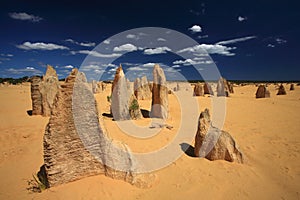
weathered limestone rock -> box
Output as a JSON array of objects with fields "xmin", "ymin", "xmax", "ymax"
[
  {"xmin": 134, "ymin": 76, "xmax": 151, "ymax": 100},
  {"xmin": 42, "ymin": 68, "xmax": 148, "ymax": 188},
  {"xmin": 150, "ymin": 64, "xmax": 168, "ymax": 119},
  {"xmin": 30, "ymin": 76, "xmax": 42, "ymax": 115},
  {"xmin": 216, "ymin": 77, "xmax": 230, "ymax": 97},
  {"xmin": 194, "ymin": 109, "xmax": 243, "ymax": 163},
  {"xmin": 256, "ymin": 85, "xmax": 270, "ymax": 98},
  {"xmin": 39, "ymin": 65, "xmax": 60, "ymax": 116},
  {"xmin": 228, "ymin": 82, "xmax": 234, "ymax": 93},
  {"xmin": 92, "ymin": 80, "xmax": 100, "ymax": 94},
  {"xmin": 203, "ymin": 82, "xmax": 214, "ymax": 95},
  {"xmin": 111, "ymin": 66, "xmax": 130, "ymax": 120},
  {"xmin": 194, "ymin": 83, "xmax": 204, "ymax": 96},
  {"xmin": 277, "ymin": 84, "xmax": 287, "ymax": 95},
  {"xmin": 290, "ymin": 84, "xmax": 295, "ymax": 91}
]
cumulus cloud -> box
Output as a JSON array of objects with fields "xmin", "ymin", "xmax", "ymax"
[
  {"xmin": 76, "ymin": 50, "xmax": 121, "ymax": 58},
  {"xmin": 9, "ymin": 12, "xmax": 43, "ymax": 22},
  {"xmin": 127, "ymin": 66, "xmax": 148, "ymax": 71},
  {"xmin": 113, "ymin": 43, "xmax": 138, "ymax": 52},
  {"xmin": 65, "ymin": 39, "xmax": 95, "ymax": 47},
  {"xmin": 238, "ymin": 16, "xmax": 246, "ymax": 22},
  {"xmin": 173, "ymin": 58, "xmax": 213, "ymax": 66},
  {"xmin": 17, "ymin": 42, "xmax": 69, "ymax": 50},
  {"xmin": 103, "ymin": 39, "xmax": 111, "ymax": 44},
  {"xmin": 142, "ymin": 63, "xmax": 156, "ymax": 68},
  {"xmin": 157, "ymin": 38, "xmax": 166, "ymax": 42},
  {"xmin": 143, "ymin": 47, "xmax": 171, "ymax": 55},
  {"xmin": 267, "ymin": 44, "xmax": 275, "ymax": 48},
  {"xmin": 126, "ymin": 34, "xmax": 138, "ymax": 39},
  {"xmin": 177, "ymin": 44, "xmax": 236, "ymax": 56},
  {"xmin": 216, "ymin": 36, "xmax": 256, "ymax": 45},
  {"xmin": 189, "ymin": 25, "xmax": 202, "ymax": 33},
  {"xmin": 63, "ymin": 65, "xmax": 74, "ymax": 69}
]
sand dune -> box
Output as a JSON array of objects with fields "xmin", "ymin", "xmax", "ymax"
[{"xmin": 0, "ymin": 83, "xmax": 299, "ymax": 199}]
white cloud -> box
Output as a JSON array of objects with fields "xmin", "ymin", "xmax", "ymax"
[
  {"xmin": 0, "ymin": 53, "xmax": 13, "ymax": 57},
  {"xmin": 6, "ymin": 67, "xmax": 42, "ymax": 74},
  {"xmin": 103, "ymin": 39, "xmax": 111, "ymax": 44},
  {"xmin": 143, "ymin": 47, "xmax": 171, "ymax": 55},
  {"xmin": 177, "ymin": 44, "xmax": 236, "ymax": 56},
  {"xmin": 17, "ymin": 42, "xmax": 69, "ymax": 50},
  {"xmin": 157, "ymin": 38, "xmax": 166, "ymax": 42},
  {"xmin": 173, "ymin": 59, "xmax": 213, "ymax": 66},
  {"xmin": 172, "ymin": 65, "xmax": 181, "ymax": 68},
  {"xmin": 77, "ymin": 50, "xmax": 121, "ymax": 58},
  {"xmin": 126, "ymin": 34, "xmax": 138, "ymax": 39},
  {"xmin": 197, "ymin": 35, "xmax": 208, "ymax": 39},
  {"xmin": 216, "ymin": 36, "xmax": 256, "ymax": 45},
  {"xmin": 127, "ymin": 66, "xmax": 148, "ymax": 71},
  {"xmin": 142, "ymin": 63, "xmax": 156, "ymax": 68},
  {"xmin": 65, "ymin": 39, "xmax": 95, "ymax": 47},
  {"xmin": 189, "ymin": 25, "xmax": 202, "ymax": 33},
  {"xmin": 63, "ymin": 65, "xmax": 74, "ymax": 69},
  {"xmin": 276, "ymin": 38, "xmax": 287, "ymax": 44},
  {"xmin": 102, "ymin": 63, "xmax": 118, "ymax": 68},
  {"xmin": 113, "ymin": 43, "xmax": 137, "ymax": 52},
  {"xmin": 238, "ymin": 16, "xmax": 246, "ymax": 22},
  {"xmin": 9, "ymin": 12, "xmax": 43, "ymax": 22},
  {"xmin": 267, "ymin": 44, "xmax": 275, "ymax": 48},
  {"xmin": 79, "ymin": 42, "xmax": 96, "ymax": 47},
  {"xmin": 80, "ymin": 64, "xmax": 102, "ymax": 71}
]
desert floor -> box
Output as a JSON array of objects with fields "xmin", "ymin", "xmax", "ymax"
[{"xmin": 0, "ymin": 83, "xmax": 299, "ymax": 199}]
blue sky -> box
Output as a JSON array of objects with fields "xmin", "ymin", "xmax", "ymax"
[{"xmin": 0, "ymin": 0, "xmax": 299, "ymax": 81}]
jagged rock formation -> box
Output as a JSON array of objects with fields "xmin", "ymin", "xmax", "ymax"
[
  {"xmin": 290, "ymin": 84, "xmax": 295, "ymax": 91},
  {"xmin": 216, "ymin": 77, "xmax": 230, "ymax": 97},
  {"xmin": 277, "ymin": 84, "xmax": 287, "ymax": 95},
  {"xmin": 194, "ymin": 83, "xmax": 204, "ymax": 96},
  {"xmin": 256, "ymin": 85, "xmax": 270, "ymax": 98},
  {"xmin": 42, "ymin": 68, "xmax": 150, "ymax": 188},
  {"xmin": 39, "ymin": 65, "xmax": 60, "ymax": 116},
  {"xmin": 194, "ymin": 109, "xmax": 243, "ymax": 163},
  {"xmin": 134, "ymin": 76, "xmax": 151, "ymax": 100},
  {"xmin": 30, "ymin": 76, "xmax": 42, "ymax": 115},
  {"xmin": 111, "ymin": 66, "xmax": 131, "ymax": 121},
  {"xmin": 203, "ymin": 82, "xmax": 214, "ymax": 95},
  {"xmin": 150, "ymin": 64, "xmax": 168, "ymax": 119}
]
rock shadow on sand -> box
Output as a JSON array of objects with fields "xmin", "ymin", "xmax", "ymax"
[
  {"xmin": 26, "ymin": 110, "xmax": 33, "ymax": 116},
  {"xmin": 180, "ymin": 143, "xmax": 196, "ymax": 157}
]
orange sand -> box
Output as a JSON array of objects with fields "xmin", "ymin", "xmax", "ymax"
[{"xmin": 0, "ymin": 83, "xmax": 299, "ymax": 199}]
